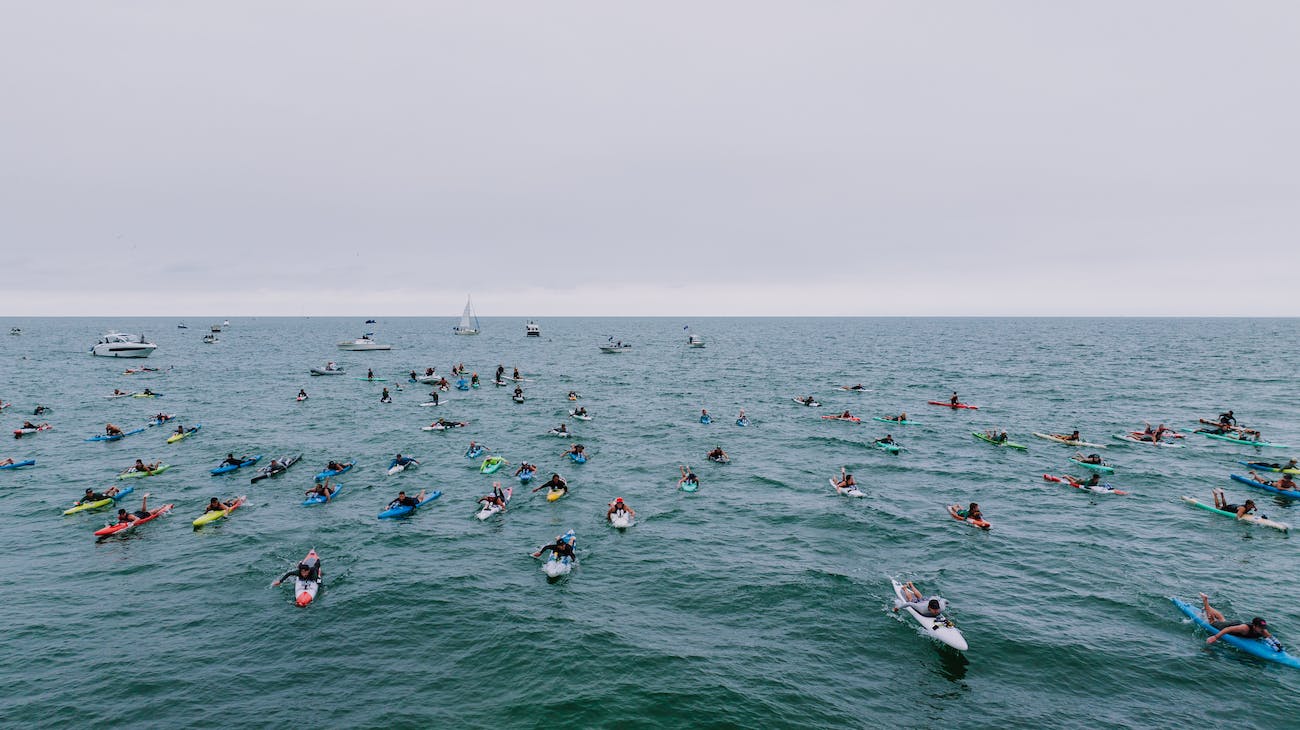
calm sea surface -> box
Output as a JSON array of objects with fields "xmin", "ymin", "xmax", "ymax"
[{"xmin": 1, "ymin": 317, "xmax": 1297, "ymax": 728}]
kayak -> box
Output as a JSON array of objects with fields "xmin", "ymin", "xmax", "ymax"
[
  {"xmin": 310, "ymin": 367, "xmax": 345, "ymax": 376},
  {"xmin": 1042, "ymin": 474, "xmax": 1128, "ymax": 495},
  {"xmin": 251, "ymin": 454, "xmax": 301, "ymax": 483},
  {"xmin": 569, "ymin": 452, "xmax": 587, "ymax": 464},
  {"xmin": 0, "ymin": 459, "xmax": 35, "ymax": 470},
  {"xmin": 892, "ymin": 578, "xmax": 968, "ymax": 651},
  {"xmin": 948, "ymin": 505, "xmax": 990, "ymax": 530},
  {"xmin": 13, "ymin": 424, "xmax": 52, "ymax": 438},
  {"xmin": 569, "ymin": 411, "xmax": 593, "ymax": 421},
  {"xmin": 314, "ymin": 462, "xmax": 354, "ymax": 483},
  {"xmin": 1230, "ymin": 474, "xmax": 1299, "ymax": 499},
  {"xmin": 388, "ymin": 459, "xmax": 418, "ymax": 476},
  {"xmin": 793, "ymin": 398, "xmax": 821, "ymax": 407},
  {"xmin": 302, "ymin": 483, "xmax": 344, "ymax": 505},
  {"xmin": 873, "ymin": 440, "xmax": 902, "ymax": 454},
  {"xmin": 210, "ymin": 455, "xmax": 262, "ymax": 475},
  {"xmin": 418, "ymin": 401, "xmax": 447, "ymax": 407},
  {"xmin": 518, "ymin": 469, "xmax": 535, "ymax": 483},
  {"xmin": 1032, "ymin": 432, "xmax": 1106, "ymax": 448},
  {"xmin": 1180, "ymin": 496, "xmax": 1289, "ymax": 532},
  {"xmin": 822, "ymin": 415, "xmax": 861, "ymax": 423},
  {"xmin": 972, "ymin": 432, "xmax": 1027, "ymax": 450},
  {"xmin": 546, "ymin": 487, "xmax": 566, "ymax": 502},
  {"xmin": 295, "ymin": 549, "xmax": 323, "ymax": 606},
  {"xmin": 192, "ymin": 495, "xmax": 247, "ymax": 527},
  {"xmin": 707, "ymin": 454, "xmax": 731, "ymax": 464},
  {"xmin": 145, "ymin": 415, "xmax": 176, "ymax": 427},
  {"xmin": 680, "ymin": 479, "xmax": 699, "ymax": 493},
  {"xmin": 511, "ymin": 395, "xmax": 525, "ymax": 403},
  {"xmin": 355, "ymin": 377, "xmax": 386, "ymax": 382},
  {"xmin": 736, "ymin": 418, "xmax": 749, "ymax": 427},
  {"xmin": 63, "ymin": 486, "xmax": 134, "ymax": 515},
  {"xmin": 1112, "ymin": 433, "xmax": 1183, "ymax": 448},
  {"xmin": 541, "ymin": 530, "xmax": 577, "ymax": 578},
  {"xmin": 480, "ymin": 456, "xmax": 506, "ymax": 474},
  {"xmin": 475, "ymin": 487, "xmax": 512, "ymax": 520},
  {"xmin": 132, "ymin": 392, "xmax": 162, "ymax": 398},
  {"xmin": 700, "ymin": 415, "xmax": 712, "ymax": 424},
  {"xmin": 548, "ymin": 429, "xmax": 573, "ymax": 437},
  {"xmin": 94, "ymin": 503, "xmax": 173, "ymax": 537},
  {"xmin": 872, "ymin": 417, "xmax": 918, "ymax": 426},
  {"xmin": 1205, "ymin": 433, "xmax": 1289, "ymax": 449},
  {"xmin": 377, "ymin": 490, "xmax": 443, "ymax": 519},
  {"xmin": 166, "ymin": 425, "xmax": 202, "ymax": 444},
  {"xmin": 1239, "ymin": 461, "xmax": 1300, "ymax": 475},
  {"xmin": 104, "ymin": 392, "xmax": 137, "ymax": 399},
  {"xmin": 928, "ymin": 401, "xmax": 978, "ymax": 410},
  {"xmin": 1068, "ymin": 457, "xmax": 1115, "ymax": 474},
  {"xmin": 830, "ymin": 477, "xmax": 864, "ymax": 498},
  {"xmin": 85, "ymin": 427, "xmax": 146, "ymax": 442},
  {"xmin": 466, "ymin": 445, "xmax": 486, "ymax": 459},
  {"xmin": 1170, "ymin": 597, "xmax": 1300, "ymax": 669},
  {"xmin": 117, "ymin": 464, "xmax": 170, "ymax": 479},
  {"xmin": 609, "ymin": 504, "xmax": 634, "ymax": 529}
]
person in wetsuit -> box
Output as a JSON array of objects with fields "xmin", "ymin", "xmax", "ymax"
[
  {"xmin": 1200, "ymin": 593, "xmax": 1276, "ymax": 647},
  {"xmin": 533, "ymin": 473, "xmax": 568, "ymax": 496}
]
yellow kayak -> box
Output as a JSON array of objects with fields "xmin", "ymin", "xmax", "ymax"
[
  {"xmin": 167, "ymin": 424, "xmax": 202, "ymax": 444},
  {"xmin": 63, "ymin": 487, "xmax": 134, "ymax": 515},
  {"xmin": 546, "ymin": 489, "xmax": 565, "ymax": 502},
  {"xmin": 192, "ymin": 495, "xmax": 247, "ymax": 527}
]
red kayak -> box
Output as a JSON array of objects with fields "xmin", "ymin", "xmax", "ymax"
[
  {"xmin": 1043, "ymin": 474, "xmax": 1128, "ymax": 495},
  {"xmin": 94, "ymin": 504, "xmax": 173, "ymax": 537},
  {"xmin": 928, "ymin": 401, "xmax": 979, "ymax": 410},
  {"xmin": 820, "ymin": 415, "xmax": 861, "ymax": 423},
  {"xmin": 947, "ymin": 505, "xmax": 990, "ymax": 530}
]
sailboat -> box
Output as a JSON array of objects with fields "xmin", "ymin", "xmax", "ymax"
[{"xmin": 453, "ymin": 295, "xmax": 480, "ymax": 335}]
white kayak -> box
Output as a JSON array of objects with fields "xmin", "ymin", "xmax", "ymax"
[
  {"xmin": 418, "ymin": 401, "xmax": 445, "ymax": 407},
  {"xmin": 475, "ymin": 487, "xmax": 512, "ymax": 520},
  {"xmin": 569, "ymin": 411, "xmax": 593, "ymax": 421},
  {"xmin": 830, "ymin": 477, "xmax": 864, "ymax": 498},
  {"xmin": 421, "ymin": 424, "xmax": 447, "ymax": 431},
  {"xmin": 295, "ymin": 576, "xmax": 320, "ymax": 606},
  {"xmin": 548, "ymin": 429, "xmax": 573, "ymax": 437},
  {"xmin": 891, "ymin": 578, "xmax": 967, "ymax": 651}
]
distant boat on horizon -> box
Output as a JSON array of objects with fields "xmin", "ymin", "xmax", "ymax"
[
  {"xmin": 526, "ymin": 321, "xmax": 540, "ymax": 337},
  {"xmin": 454, "ymin": 296, "xmax": 480, "ymax": 335}
]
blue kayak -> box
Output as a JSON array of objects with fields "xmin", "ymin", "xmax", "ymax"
[
  {"xmin": 569, "ymin": 452, "xmax": 587, "ymax": 464},
  {"xmin": 736, "ymin": 418, "xmax": 749, "ymax": 427},
  {"xmin": 303, "ymin": 483, "xmax": 344, "ymax": 505},
  {"xmin": 456, "ymin": 379, "xmax": 470, "ymax": 391},
  {"xmin": 1230, "ymin": 474, "xmax": 1298, "ymax": 499},
  {"xmin": 465, "ymin": 446, "xmax": 485, "ymax": 460},
  {"xmin": 1171, "ymin": 597, "xmax": 1300, "ymax": 669},
  {"xmin": 377, "ymin": 490, "xmax": 442, "ymax": 519},
  {"xmin": 700, "ymin": 415, "xmax": 712, "ymax": 424},
  {"xmin": 210, "ymin": 455, "xmax": 262, "ymax": 475},
  {"xmin": 518, "ymin": 470, "xmax": 535, "ymax": 483},
  {"xmin": 0, "ymin": 459, "xmax": 35, "ymax": 470},
  {"xmin": 314, "ymin": 462, "xmax": 354, "ymax": 483},
  {"xmin": 85, "ymin": 427, "xmax": 146, "ymax": 442}
]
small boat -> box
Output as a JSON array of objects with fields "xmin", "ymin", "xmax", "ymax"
[
  {"xmin": 223, "ymin": 320, "xmax": 230, "ymax": 326},
  {"xmin": 337, "ymin": 334, "xmax": 392, "ymax": 351},
  {"xmin": 453, "ymin": 295, "xmax": 480, "ymax": 335},
  {"xmin": 202, "ymin": 334, "xmax": 218, "ymax": 344},
  {"xmin": 525, "ymin": 321, "xmax": 540, "ymax": 337},
  {"xmin": 685, "ymin": 325, "xmax": 705, "ymax": 348},
  {"xmin": 310, "ymin": 362, "xmax": 346, "ymax": 375},
  {"xmin": 211, "ymin": 324, "xmax": 222, "ymax": 332},
  {"xmin": 9, "ymin": 327, "xmax": 21, "ymax": 336},
  {"xmin": 599, "ymin": 339, "xmax": 632, "ymax": 353},
  {"xmin": 365, "ymin": 319, "xmax": 376, "ymax": 324},
  {"xmin": 90, "ymin": 332, "xmax": 157, "ymax": 358},
  {"xmin": 176, "ymin": 323, "xmax": 187, "ymax": 329}
]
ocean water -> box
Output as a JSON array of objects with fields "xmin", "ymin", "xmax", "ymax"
[{"xmin": 1, "ymin": 317, "xmax": 1297, "ymax": 728}]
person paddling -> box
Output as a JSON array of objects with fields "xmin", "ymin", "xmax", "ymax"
[{"xmin": 1199, "ymin": 593, "xmax": 1277, "ymax": 648}]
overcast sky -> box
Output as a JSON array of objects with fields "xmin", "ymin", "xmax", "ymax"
[{"xmin": 2, "ymin": 2, "xmax": 1296, "ymax": 316}]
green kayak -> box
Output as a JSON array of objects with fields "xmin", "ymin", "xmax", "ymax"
[
  {"xmin": 1069, "ymin": 457, "xmax": 1115, "ymax": 474},
  {"xmin": 972, "ymin": 432, "xmax": 1027, "ymax": 450},
  {"xmin": 872, "ymin": 417, "xmax": 919, "ymax": 426},
  {"xmin": 117, "ymin": 464, "xmax": 171, "ymax": 480},
  {"xmin": 1204, "ymin": 433, "xmax": 1289, "ymax": 448}
]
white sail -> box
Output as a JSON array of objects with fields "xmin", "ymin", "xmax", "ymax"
[{"xmin": 454, "ymin": 295, "xmax": 480, "ymax": 335}]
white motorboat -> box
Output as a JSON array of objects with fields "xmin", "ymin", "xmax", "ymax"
[
  {"xmin": 685, "ymin": 326, "xmax": 705, "ymax": 348},
  {"xmin": 176, "ymin": 323, "xmax": 188, "ymax": 329},
  {"xmin": 210, "ymin": 324, "xmax": 222, "ymax": 332},
  {"xmin": 310, "ymin": 362, "xmax": 346, "ymax": 375},
  {"xmin": 599, "ymin": 339, "xmax": 633, "ymax": 353},
  {"xmin": 337, "ymin": 333, "xmax": 391, "ymax": 351},
  {"xmin": 91, "ymin": 332, "xmax": 157, "ymax": 358},
  {"xmin": 453, "ymin": 295, "xmax": 480, "ymax": 335},
  {"xmin": 525, "ymin": 321, "xmax": 540, "ymax": 337}
]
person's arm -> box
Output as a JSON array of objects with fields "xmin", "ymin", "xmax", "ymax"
[
  {"xmin": 1207, "ymin": 624, "xmax": 1249, "ymax": 643},
  {"xmin": 272, "ymin": 570, "xmax": 295, "ymax": 586}
]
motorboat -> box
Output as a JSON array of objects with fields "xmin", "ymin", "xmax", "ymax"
[
  {"xmin": 91, "ymin": 332, "xmax": 157, "ymax": 358},
  {"xmin": 210, "ymin": 324, "xmax": 222, "ymax": 332},
  {"xmin": 599, "ymin": 340, "xmax": 633, "ymax": 353},
  {"xmin": 338, "ymin": 334, "xmax": 391, "ymax": 351},
  {"xmin": 310, "ymin": 362, "xmax": 346, "ymax": 376},
  {"xmin": 453, "ymin": 295, "xmax": 480, "ymax": 335},
  {"xmin": 8, "ymin": 328, "xmax": 20, "ymax": 336},
  {"xmin": 525, "ymin": 321, "xmax": 540, "ymax": 337},
  {"xmin": 685, "ymin": 325, "xmax": 705, "ymax": 348},
  {"xmin": 177, "ymin": 323, "xmax": 188, "ymax": 329},
  {"xmin": 202, "ymin": 334, "xmax": 218, "ymax": 344},
  {"xmin": 222, "ymin": 320, "xmax": 230, "ymax": 326}
]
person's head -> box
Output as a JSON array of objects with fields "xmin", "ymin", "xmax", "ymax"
[
  {"xmin": 1251, "ymin": 617, "xmax": 1268, "ymax": 630},
  {"xmin": 843, "ymin": 473, "xmax": 852, "ymax": 480},
  {"xmin": 117, "ymin": 509, "xmax": 127, "ymax": 517},
  {"xmin": 1244, "ymin": 500, "xmax": 1257, "ymax": 510},
  {"xmin": 395, "ymin": 454, "xmax": 401, "ymax": 459},
  {"xmin": 397, "ymin": 491, "xmax": 407, "ymax": 498},
  {"xmin": 615, "ymin": 497, "xmax": 623, "ymax": 504},
  {"xmin": 298, "ymin": 563, "xmax": 311, "ymax": 574},
  {"xmin": 927, "ymin": 599, "xmax": 941, "ymax": 612},
  {"xmin": 969, "ymin": 502, "xmax": 979, "ymax": 512},
  {"xmin": 551, "ymin": 473, "xmax": 559, "ymax": 480},
  {"xmin": 227, "ymin": 453, "xmax": 234, "ymax": 459},
  {"xmin": 209, "ymin": 497, "xmax": 220, "ymax": 505},
  {"xmin": 84, "ymin": 488, "xmax": 95, "ymax": 495}
]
